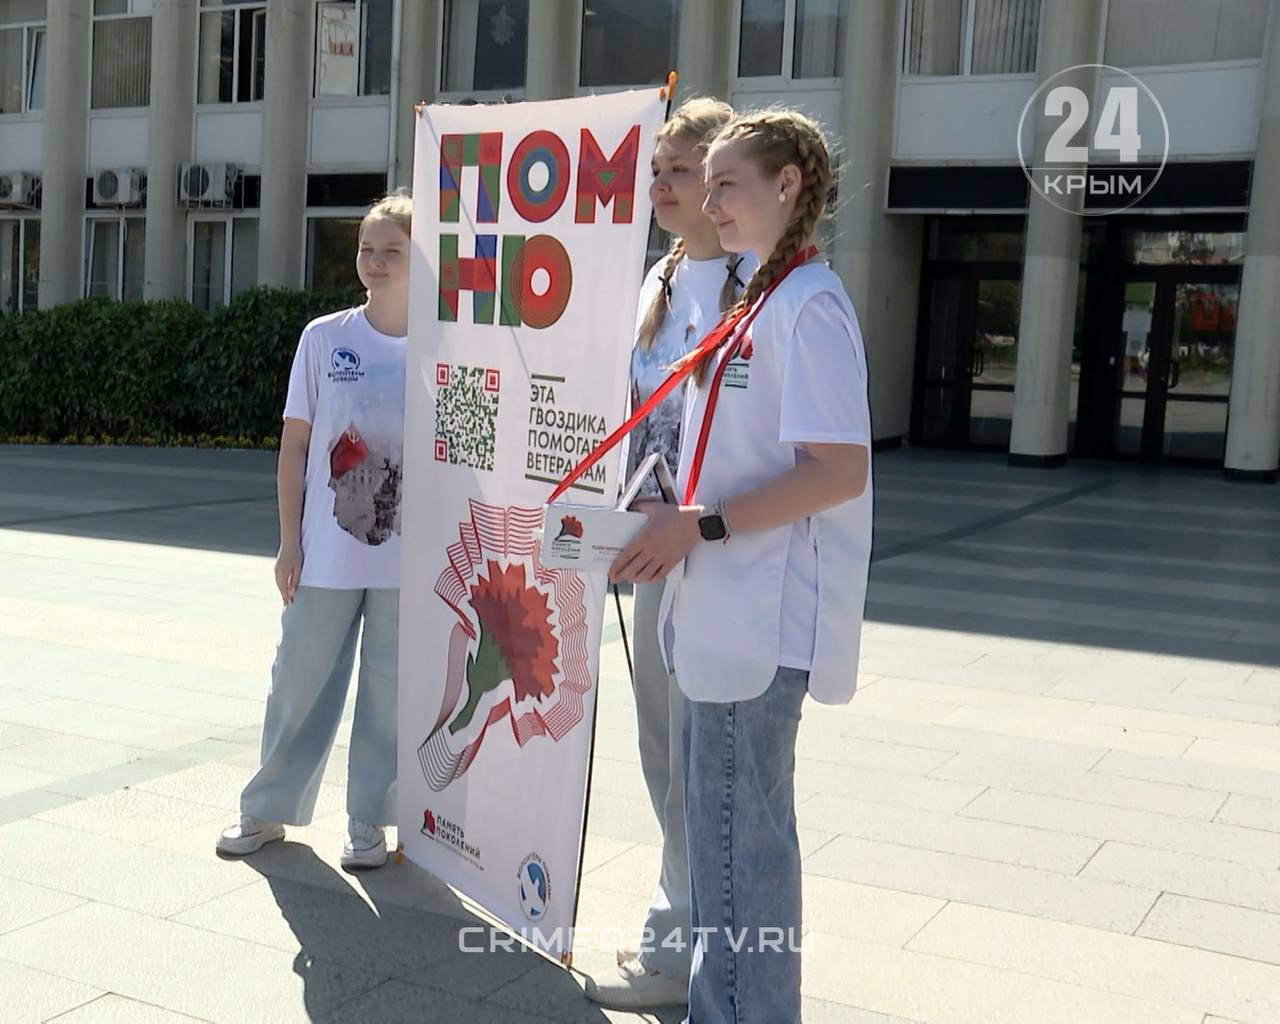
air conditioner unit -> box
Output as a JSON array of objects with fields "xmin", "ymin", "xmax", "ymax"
[
  {"xmin": 0, "ymin": 171, "xmax": 40, "ymax": 207},
  {"xmin": 93, "ymin": 168, "xmax": 145, "ymax": 207},
  {"xmin": 179, "ymin": 162, "xmax": 238, "ymax": 206}
]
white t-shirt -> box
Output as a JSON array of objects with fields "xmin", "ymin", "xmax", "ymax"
[
  {"xmin": 283, "ymin": 307, "xmax": 407, "ymax": 590},
  {"xmin": 668, "ymin": 261, "xmax": 873, "ymax": 704},
  {"xmin": 626, "ymin": 253, "xmax": 753, "ymax": 497}
]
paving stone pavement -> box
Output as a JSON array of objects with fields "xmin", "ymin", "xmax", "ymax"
[{"xmin": 0, "ymin": 444, "xmax": 1278, "ymax": 1023}]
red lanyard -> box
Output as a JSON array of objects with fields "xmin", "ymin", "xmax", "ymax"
[{"xmin": 547, "ymin": 246, "xmax": 819, "ymax": 506}]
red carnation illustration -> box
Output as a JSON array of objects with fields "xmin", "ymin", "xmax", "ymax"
[
  {"xmin": 422, "ymin": 809, "xmax": 436, "ymax": 835},
  {"xmin": 449, "ymin": 560, "xmax": 559, "ymax": 734},
  {"xmin": 556, "ymin": 515, "xmax": 584, "ymax": 541},
  {"xmin": 418, "ymin": 501, "xmax": 591, "ymax": 792},
  {"xmin": 329, "ymin": 423, "xmax": 369, "ymax": 478}
]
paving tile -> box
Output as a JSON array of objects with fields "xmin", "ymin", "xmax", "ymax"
[
  {"xmin": 1081, "ymin": 842, "xmax": 1280, "ymax": 915},
  {"xmin": 1084, "ymin": 704, "xmax": 1280, "ymax": 752},
  {"xmin": 1183, "ymin": 736, "xmax": 1280, "ymax": 774},
  {"xmin": 0, "ymin": 700, "xmax": 213, "ymax": 751},
  {"xmin": 0, "ymin": 902, "xmax": 383, "ymax": 1024},
  {"xmin": 801, "ymin": 930, "xmax": 1198, "ymax": 1024},
  {"xmin": 931, "ymin": 753, "xmax": 1226, "ymax": 819},
  {"xmin": 798, "ymin": 793, "xmax": 1101, "ymax": 873},
  {"xmin": 0, "ymin": 818, "xmax": 254, "ymax": 918},
  {"xmin": 0, "ymin": 876, "xmax": 85, "ymax": 936},
  {"xmin": 0, "ymin": 735, "xmax": 153, "ymax": 777},
  {"xmin": 1138, "ymin": 893, "xmax": 1280, "ymax": 967},
  {"xmin": 0, "ymin": 721, "xmax": 54, "ymax": 751},
  {"xmin": 36, "ymin": 788, "xmax": 230, "ymax": 844},
  {"xmin": 1093, "ymin": 749, "xmax": 1280, "ymax": 803},
  {"xmin": 172, "ymin": 875, "xmax": 534, "ymax": 999},
  {"xmin": 805, "ymin": 835, "xmax": 1157, "ymax": 933},
  {"xmin": 961, "ymin": 788, "xmax": 1280, "ymax": 871},
  {"xmin": 0, "ymin": 762, "xmax": 64, "ymax": 797},
  {"xmin": 0, "ymin": 958, "xmax": 103, "ymax": 1024},
  {"xmin": 797, "ymin": 764, "xmax": 984, "ymax": 815},
  {"xmin": 906, "ymin": 901, "xmax": 1280, "ymax": 1023},
  {"xmin": 1216, "ymin": 793, "xmax": 1280, "ymax": 833},
  {"xmin": 940, "ymin": 707, "xmax": 1193, "ymax": 756},
  {"xmin": 44, "ymin": 994, "xmax": 208, "ymax": 1023},
  {"xmin": 135, "ymin": 761, "xmax": 346, "ymax": 820},
  {"xmin": 315, "ymin": 979, "xmax": 561, "ymax": 1024}
]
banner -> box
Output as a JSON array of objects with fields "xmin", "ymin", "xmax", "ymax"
[{"xmin": 398, "ymin": 89, "xmax": 667, "ymax": 962}]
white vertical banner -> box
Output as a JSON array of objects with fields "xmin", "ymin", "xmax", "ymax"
[{"xmin": 399, "ymin": 90, "xmax": 667, "ymax": 963}]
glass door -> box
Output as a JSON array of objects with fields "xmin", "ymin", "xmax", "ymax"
[
  {"xmin": 1163, "ymin": 282, "xmax": 1236, "ymax": 460},
  {"xmin": 913, "ymin": 270, "xmax": 1020, "ymax": 449},
  {"xmin": 1112, "ymin": 271, "xmax": 1238, "ymax": 463}
]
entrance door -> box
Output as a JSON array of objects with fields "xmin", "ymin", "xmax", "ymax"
[
  {"xmin": 913, "ymin": 269, "xmax": 1021, "ymax": 449},
  {"xmin": 1114, "ymin": 272, "xmax": 1238, "ymax": 462}
]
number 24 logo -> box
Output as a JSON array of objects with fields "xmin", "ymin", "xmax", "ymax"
[{"xmin": 1044, "ymin": 86, "xmax": 1141, "ymax": 163}]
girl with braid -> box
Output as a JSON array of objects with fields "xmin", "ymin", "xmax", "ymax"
[
  {"xmin": 587, "ymin": 96, "xmax": 754, "ymax": 1012},
  {"xmin": 610, "ymin": 109, "xmax": 873, "ymax": 1021}
]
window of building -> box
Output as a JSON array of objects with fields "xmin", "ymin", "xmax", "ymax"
[
  {"xmin": 903, "ymin": 0, "xmax": 1039, "ymax": 76},
  {"xmin": 314, "ymin": 0, "xmax": 393, "ymax": 97},
  {"xmin": 0, "ymin": 216, "xmax": 38, "ymax": 313},
  {"xmin": 198, "ymin": 0, "xmax": 266, "ymax": 104},
  {"xmin": 0, "ymin": 1, "xmax": 46, "ymax": 114},
  {"xmin": 442, "ymin": 0, "xmax": 528, "ymax": 95},
  {"xmin": 92, "ymin": 0, "xmax": 153, "ymax": 109},
  {"xmin": 580, "ymin": 0, "xmax": 675, "ymax": 88},
  {"xmin": 190, "ymin": 216, "xmax": 258, "ymax": 310},
  {"xmin": 1105, "ymin": 0, "xmax": 1268, "ymax": 67},
  {"xmin": 306, "ymin": 215, "xmax": 362, "ymax": 291},
  {"xmin": 738, "ymin": 0, "xmax": 843, "ymax": 80},
  {"xmin": 84, "ymin": 215, "xmax": 145, "ymax": 301}
]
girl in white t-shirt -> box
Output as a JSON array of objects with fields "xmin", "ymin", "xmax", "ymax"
[
  {"xmin": 217, "ymin": 192, "xmax": 412, "ymax": 871},
  {"xmin": 586, "ymin": 97, "xmax": 751, "ymax": 1013},
  {"xmin": 610, "ymin": 111, "xmax": 873, "ymax": 1022}
]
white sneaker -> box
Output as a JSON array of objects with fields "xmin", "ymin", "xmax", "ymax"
[
  {"xmin": 217, "ymin": 815, "xmax": 284, "ymax": 857},
  {"xmin": 584, "ymin": 956, "xmax": 688, "ymax": 1010},
  {"xmin": 341, "ymin": 819, "xmax": 387, "ymax": 870}
]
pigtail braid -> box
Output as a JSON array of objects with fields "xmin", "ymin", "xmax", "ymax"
[{"xmin": 635, "ymin": 238, "xmax": 686, "ymax": 353}]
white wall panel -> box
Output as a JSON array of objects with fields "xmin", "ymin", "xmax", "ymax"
[
  {"xmin": 89, "ymin": 114, "xmax": 150, "ymax": 169},
  {"xmin": 0, "ymin": 121, "xmax": 44, "ymax": 171},
  {"xmin": 310, "ymin": 100, "xmax": 390, "ymax": 168},
  {"xmin": 194, "ymin": 108, "xmax": 263, "ymax": 166}
]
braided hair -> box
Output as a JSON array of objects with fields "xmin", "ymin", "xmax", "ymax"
[
  {"xmin": 635, "ymin": 97, "xmax": 736, "ymax": 353},
  {"xmin": 688, "ymin": 110, "xmax": 834, "ymax": 383}
]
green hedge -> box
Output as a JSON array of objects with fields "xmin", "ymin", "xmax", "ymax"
[{"xmin": 0, "ymin": 287, "xmax": 363, "ymax": 444}]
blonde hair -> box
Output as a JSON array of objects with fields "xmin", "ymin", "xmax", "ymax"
[
  {"xmin": 636, "ymin": 98, "xmax": 740, "ymax": 353},
  {"xmin": 361, "ymin": 187, "xmax": 412, "ymax": 240},
  {"xmin": 688, "ymin": 109, "xmax": 834, "ymax": 383}
]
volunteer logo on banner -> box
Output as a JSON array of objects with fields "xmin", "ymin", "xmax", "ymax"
[{"xmin": 398, "ymin": 89, "xmax": 667, "ymax": 963}]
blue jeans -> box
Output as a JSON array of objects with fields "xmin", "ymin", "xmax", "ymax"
[
  {"xmin": 240, "ymin": 586, "xmax": 399, "ymax": 826},
  {"xmin": 682, "ymin": 666, "xmax": 807, "ymax": 1024},
  {"xmin": 632, "ymin": 580, "xmax": 690, "ymax": 978}
]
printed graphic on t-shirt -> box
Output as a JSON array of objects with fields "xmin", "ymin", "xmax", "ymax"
[
  {"xmin": 627, "ymin": 324, "xmax": 694, "ymax": 499},
  {"xmin": 319, "ymin": 350, "xmax": 405, "ymax": 548},
  {"xmin": 328, "ymin": 421, "xmax": 402, "ymax": 545}
]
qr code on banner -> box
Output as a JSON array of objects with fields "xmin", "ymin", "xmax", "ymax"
[{"xmin": 434, "ymin": 363, "xmax": 500, "ymax": 471}]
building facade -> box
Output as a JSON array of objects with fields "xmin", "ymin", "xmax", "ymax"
[{"xmin": 1, "ymin": 0, "xmax": 1279, "ymax": 478}]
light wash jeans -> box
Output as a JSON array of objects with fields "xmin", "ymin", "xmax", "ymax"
[
  {"xmin": 631, "ymin": 580, "xmax": 691, "ymax": 979},
  {"xmin": 682, "ymin": 666, "xmax": 808, "ymax": 1024},
  {"xmin": 240, "ymin": 585, "xmax": 399, "ymax": 826}
]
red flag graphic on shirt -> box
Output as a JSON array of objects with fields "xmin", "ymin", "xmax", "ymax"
[{"xmin": 330, "ymin": 423, "xmax": 369, "ymax": 478}]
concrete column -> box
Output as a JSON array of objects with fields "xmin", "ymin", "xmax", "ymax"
[
  {"xmin": 832, "ymin": 0, "xmax": 922, "ymax": 444},
  {"xmin": 143, "ymin": 0, "xmax": 197, "ymax": 300},
  {"xmin": 525, "ymin": 0, "xmax": 578, "ymax": 100},
  {"xmin": 1223, "ymin": 16, "xmax": 1280, "ymax": 481},
  {"xmin": 394, "ymin": 0, "xmax": 439, "ymax": 190},
  {"xmin": 675, "ymin": 0, "xmax": 730, "ymax": 104},
  {"xmin": 257, "ymin": 0, "xmax": 311, "ymax": 287},
  {"xmin": 1008, "ymin": 0, "xmax": 1102, "ymax": 465},
  {"xmin": 37, "ymin": 0, "xmax": 91, "ymax": 308}
]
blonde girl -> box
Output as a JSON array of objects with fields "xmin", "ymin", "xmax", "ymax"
[
  {"xmin": 586, "ymin": 97, "xmax": 753, "ymax": 1012},
  {"xmin": 218, "ymin": 191, "xmax": 413, "ymax": 870},
  {"xmin": 610, "ymin": 111, "xmax": 873, "ymax": 1021}
]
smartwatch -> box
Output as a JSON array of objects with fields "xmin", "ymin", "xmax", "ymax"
[{"xmin": 698, "ymin": 502, "xmax": 729, "ymax": 542}]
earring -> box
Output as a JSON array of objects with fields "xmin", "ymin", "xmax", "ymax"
[{"xmin": 778, "ymin": 191, "xmax": 787, "ymax": 203}]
